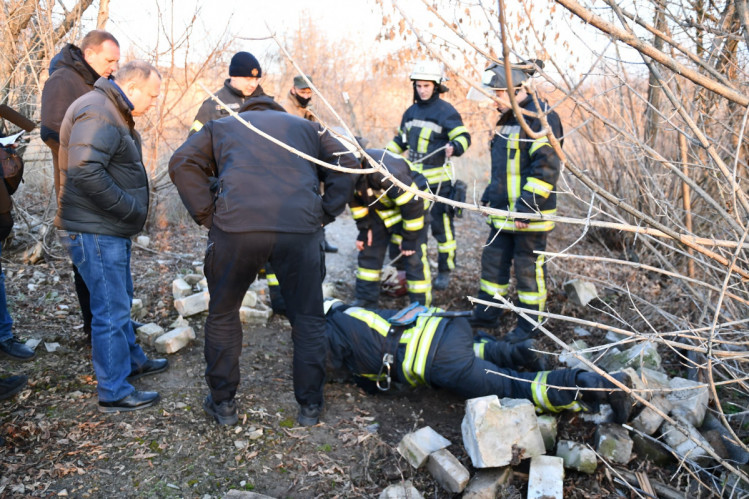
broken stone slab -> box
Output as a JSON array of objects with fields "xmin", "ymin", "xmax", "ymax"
[
  {"xmin": 599, "ymin": 341, "xmax": 661, "ymax": 372},
  {"xmin": 558, "ymin": 340, "xmax": 592, "ymax": 370},
  {"xmin": 595, "ymin": 423, "xmax": 633, "ymax": 464},
  {"xmin": 241, "ymin": 290, "xmax": 258, "ymax": 308},
  {"xmin": 322, "ymin": 281, "xmax": 337, "ymax": 299},
  {"xmin": 192, "ymin": 261, "xmax": 204, "ymax": 275},
  {"xmin": 154, "ymin": 326, "xmax": 196, "ymax": 354},
  {"xmin": 174, "ymin": 291, "xmax": 210, "ymax": 317},
  {"xmin": 172, "ymin": 278, "xmax": 193, "ymax": 300},
  {"xmin": 537, "ymin": 415, "xmax": 558, "ymax": 452},
  {"xmin": 667, "ymin": 377, "xmax": 709, "ymax": 427},
  {"xmin": 581, "ymin": 403, "xmax": 615, "ymax": 424},
  {"xmin": 605, "ymin": 330, "xmax": 628, "ymax": 343},
  {"xmin": 197, "ymin": 277, "xmax": 208, "ymax": 290},
  {"xmin": 183, "ymin": 273, "xmax": 204, "ymax": 286},
  {"xmin": 169, "ymin": 315, "xmax": 189, "ymax": 329},
  {"xmin": 239, "ymin": 302, "xmax": 273, "ymax": 326},
  {"xmin": 462, "ymin": 467, "xmax": 512, "ymax": 499},
  {"xmin": 660, "ymin": 417, "xmax": 715, "ymax": 464},
  {"xmin": 563, "ymin": 279, "xmax": 598, "ymax": 306},
  {"xmin": 556, "ymin": 440, "xmax": 597, "ymax": 474},
  {"xmin": 527, "ymin": 455, "xmax": 564, "ymax": 499},
  {"xmin": 631, "ymin": 396, "xmax": 673, "ymax": 435},
  {"xmin": 574, "ymin": 327, "xmax": 592, "ymax": 337},
  {"xmin": 136, "ymin": 323, "xmax": 165, "ymax": 347},
  {"xmin": 136, "ymin": 235, "xmax": 150, "ymax": 247},
  {"xmin": 44, "ymin": 342, "xmax": 61, "ymax": 352},
  {"xmin": 426, "ymin": 448, "xmax": 470, "ymax": 494},
  {"xmin": 631, "ymin": 432, "xmax": 675, "ymax": 466},
  {"xmin": 461, "ymin": 396, "xmax": 546, "ymax": 469},
  {"xmin": 131, "ymin": 298, "xmax": 145, "ymax": 320},
  {"xmin": 396, "ymin": 426, "xmax": 451, "ymax": 468},
  {"xmin": 638, "ymin": 367, "xmax": 670, "ymax": 389},
  {"xmin": 378, "ymin": 481, "xmax": 424, "ymax": 499},
  {"xmin": 620, "ymin": 367, "xmax": 650, "ymax": 402}
]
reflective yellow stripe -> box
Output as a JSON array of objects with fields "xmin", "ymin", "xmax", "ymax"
[
  {"xmin": 529, "ymin": 136, "xmax": 550, "ymax": 156},
  {"xmin": 376, "ymin": 209, "xmax": 402, "ymax": 228},
  {"xmin": 402, "ymin": 216, "xmax": 424, "ymax": 231},
  {"xmin": 523, "ymin": 178, "xmax": 553, "ymax": 199},
  {"xmin": 345, "ymin": 308, "xmax": 391, "ymax": 337},
  {"xmin": 480, "ymin": 279, "xmax": 509, "ymax": 296},
  {"xmin": 536, "ymin": 253, "xmax": 547, "ymax": 321},
  {"xmin": 407, "ymin": 280, "xmax": 431, "ymax": 292},
  {"xmin": 474, "ymin": 342, "xmax": 485, "ymax": 359},
  {"xmin": 421, "ymin": 167, "xmax": 452, "ymax": 184},
  {"xmin": 267, "ymin": 274, "xmax": 279, "ymax": 286},
  {"xmin": 399, "ymin": 311, "xmax": 443, "ymax": 386},
  {"xmin": 190, "ymin": 120, "xmax": 203, "ymax": 133},
  {"xmin": 394, "ymin": 184, "xmax": 417, "ymax": 206},
  {"xmin": 356, "ymin": 267, "xmax": 381, "ymax": 282},
  {"xmin": 411, "ymin": 317, "xmax": 440, "ymax": 384},
  {"xmin": 410, "ymin": 162, "xmax": 424, "ymax": 174},
  {"xmin": 351, "ymin": 206, "xmax": 369, "ymax": 219},
  {"xmin": 531, "ymin": 371, "xmax": 585, "ymax": 413},
  {"xmin": 417, "ymin": 128, "xmax": 432, "ymax": 154},
  {"xmin": 438, "ymin": 240, "xmax": 457, "ymax": 252},
  {"xmin": 390, "ymin": 233, "xmax": 403, "ymax": 245},
  {"xmin": 452, "ymin": 136, "xmax": 469, "ymax": 151},
  {"xmin": 386, "ymin": 140, "xmax": 404, "ymax": 154},
  {"xmin": 447, "ymin": 125, "xmax": 469, "ymax": 140},
  {"xmin": 518, "ymin": 291, "xmax": 545, "ymax": 305},
  {"xmin": 507, "ymin": 132, "xmax": 521, "ymax": 211},
  {"xmin": 487, "ymin": 209, "xmax": 557, "ymax": 232},
  {"xmin": 420, "ymin": 243, "xmax": 432, "ymax": 306}
]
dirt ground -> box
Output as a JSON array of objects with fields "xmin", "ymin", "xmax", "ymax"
[{"xmin": 0, "ymin": 208, "xmax": 735, "ymax": 498}]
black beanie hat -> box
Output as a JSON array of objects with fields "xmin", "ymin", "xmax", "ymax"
[{"xmin": 229, "ymin": 52, "xmax": 262, "ymax": 78}]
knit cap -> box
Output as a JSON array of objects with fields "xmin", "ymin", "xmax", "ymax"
[{"xmin": 229, "ymin": 52, "xmax": 262, "ymax": 78}]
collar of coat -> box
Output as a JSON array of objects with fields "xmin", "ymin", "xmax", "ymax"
[{"xmin": 93, "ymin": 78, "xmax": 136, "ymax": 129}]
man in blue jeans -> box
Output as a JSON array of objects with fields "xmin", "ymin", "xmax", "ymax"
[{"xmin": 56, "ymin": 61, "xmax": 168, "ymax": 413}]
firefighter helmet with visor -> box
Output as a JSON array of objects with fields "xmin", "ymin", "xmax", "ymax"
[
  {"xmin": 481, "ymin": 62, "xmax": 529, "ymax": 90},
  {"xmin": 410, "ymin": 60, "xmax": 446, "ymax": 84}
]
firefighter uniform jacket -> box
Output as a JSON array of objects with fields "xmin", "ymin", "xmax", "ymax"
[
  {"xmin": 480, "ymin": 94, "xmax": 563, "ymax": 232},
  {"xmin": 189, "ymin": 80, "xmax": 268, "ymax": 136},
  {"xmin": 386, "ymin": 93, "xmax": 471, "ymax": 186},
  {"xmin": 351, "ymin": 149, "xmax": 428, "ymax": 252}
]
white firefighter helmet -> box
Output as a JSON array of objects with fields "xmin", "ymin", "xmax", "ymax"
[
  {"xmin": 481, "ymin": 61, "xmax": 529, "ymax": 90},
  {"xmin": 410, "ymin": 60, "xmax": 446, "ymax": 84}
]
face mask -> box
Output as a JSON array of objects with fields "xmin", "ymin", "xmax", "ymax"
[{"xmin": 294, "ymin": 93, "xmax": 311, "ymax": 107}]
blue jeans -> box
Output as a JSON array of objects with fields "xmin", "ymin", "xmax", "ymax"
[
  {"xmin": 58, "ymin": 231, "xmax": 147, "ymax": 402},
  {"xmin": 0, "ymin": 243, "xmax": 13, "ymax": 342}
]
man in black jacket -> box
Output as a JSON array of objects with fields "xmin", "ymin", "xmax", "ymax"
[
  {"xmin": 41, "ymin": 29, "xmax": 121, "ymax": 340},
  {"xmin": 169, "ymin": 96, "xmax": 357, "ymax": 427},
  {"xmin": 56, "ymin": 61, "xmax": 168, "ymax": 414}
]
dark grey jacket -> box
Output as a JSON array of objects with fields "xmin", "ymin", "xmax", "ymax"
[{"xmin": 55, "ymin": 78, "xmax": 149, "ymax": 238}]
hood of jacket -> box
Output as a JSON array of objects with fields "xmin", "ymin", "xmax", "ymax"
[{"xmin": 52, "ymin": 44, "xmax": 100, "ymax": 84}]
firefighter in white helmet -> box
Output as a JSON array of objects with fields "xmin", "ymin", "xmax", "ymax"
[
  {"xmin": 386, "ymin": 60, "xmax": 471, "ymax": 291},
  {"xmin": 468, "ymin": 60, "xmax": 564, "ymax": 343}
]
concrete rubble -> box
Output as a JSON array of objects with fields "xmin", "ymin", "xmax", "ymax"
[
  {"xmin": 595, "ymin": 423, "xmax": 633, "ymax": 464},
  {"xmin": 527, "ymin": 455, "xmax": 564, "ymax": 499},
  {"xmin": 563, "ymin": 279, "xmax": 598, "ymax": 306},
  {"xmin": 462, "ymin": 468, "xmax": 512, "ymax": 499},
  {"xmin": 396, "ymin": 426, "xmax": 451, "ymax": 468},
  {"xmin": 600, "ymin": 341, "xmax": 661, "ymax": 372},
  {"xmin": 155, "ymin": 326, "xmax": 196, "ymax": 354},
  {"xmin": 378, "ymin": 481, "xmax": 424, "ymax": 499},
  {"xmin": 556, "ymin": 440, "xmax": 597, "ymax": 474},
  {"xmin": 536, "ymin": 415, "xmax": 558, "ymax": 451},
  {"xmin": 667, "ymin": 377, "xmax": 709, "ymax": 427},
  {"xmin": 660, "ymin": 417, "xmax": 715, "ymax": 464},
  {"xmin": 135, "ymin": 323, "xmax": 165, "ymax": 347},
  {"xmin": 426, "ymin": 448, "xmax": 470, "ymax": 493}
]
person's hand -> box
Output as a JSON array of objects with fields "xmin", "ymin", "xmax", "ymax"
[
  {"xmin": 356, "ymin": 240, "xmax": 364, "ymax": 251},
  {"xmin": 514, "ymin": 219, "xmax": 529, "ymax": 229},
  {"xmin": 445, "ymin": 143, "xmax": 454, "ymax": 158},
  {"xmin": 400, "ymin": 248, "xmax": 415, "ymax": 256},
  {"xmin": 356, "ymin": 229, "xmax": 373, "ymax": 251}
]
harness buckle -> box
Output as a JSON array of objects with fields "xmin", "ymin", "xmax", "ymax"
[{"xmin": 377, "ymin": 353, "xmax": 394, "ymax": 391}]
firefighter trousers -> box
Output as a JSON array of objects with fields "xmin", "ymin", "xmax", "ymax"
[
  {"xmin": 203, "ymin": 226, "xmax": 326, "ymax": 407},
  {"xmin": 429, "ymin": 181, "xmax": 457, "ymax": 273},
  {"xmin": 356, "ymin": 219, "xmax": 431, "ymax": 306},
  {"xmin": 474, "ymin": 229, "xmax": 549, "ymax": 332}
]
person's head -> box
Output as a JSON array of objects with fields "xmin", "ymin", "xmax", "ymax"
[
  {"xmin": 410, "ymin": 60, "xmax": 445, "ymax": 101},
  {"xmin": 291, "ymin": 75, "xmax": 313, "ymax": 106},
  {"xmin": 81, "ymin": 30, "xmax": 120, "ymax": 78},
  {"xmin": 481, "ymin": 61, "xmax": 535, "ymax": 112},
  {"xmin": 115, "ymin": 61, "xmax": 162, "ymax": 116},
  {"xmin": 229, "ymin": 51, "xmax": 262, "ymax": 97}
]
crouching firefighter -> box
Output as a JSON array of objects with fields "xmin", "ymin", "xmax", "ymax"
[
  {"xmin": 351, "ymin": 149, "xmax": 432, "ymax": 308},
  {"xmin": 323, "ymin": 300, "xmax": 634, "ymax": 423}
]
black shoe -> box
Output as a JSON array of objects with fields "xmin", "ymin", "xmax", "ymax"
[
  {"xmin": 351, "ymin": 299, "xmax": 377, "ymax": 309},
  {"xmin": 0, "ymin": 374, "xmax": 28, "ymax": 400},
  {"xmin": 297, "ymin": 403, "xmax": 323, "ymax": 427},
  {"xmin": 432, "ymin": 272, "xmax": 451, "ymax": 291},
  {"xmin": 203, "ymin": 395, "xmax": 238, "ymax": 425},
  {"xmin": 576, "ymin": 371, "xmax": 633, "ymax": 424},
  {"xmin": 323, "ymin": 239, "xmax": 338, "ymax": 253},
  {"xmin": 127, "ymin": 358, "xmax": 169, "ymax": 381},
  {"xmin": 503, "ymin": 326, "xmax": 536, "ymax": 344},
  {"xmin": 0, "ymin": 336, "xmax": 36, "ymax": 361},
  {"xmin": 98, "ymin": 390, "xmax": 160, "ymax": 413}
]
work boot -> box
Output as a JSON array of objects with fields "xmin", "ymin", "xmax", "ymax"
[
  {"xmin": 576, "ymin": 371, "xmax": 633, "ymax": 424},
  {"xmin": 0, "ymin": 374, "xmax": 28, "ymax": 401},
  {"xmin": 323, "ymin": 238, "xmax": 338, "ymax": 253},
  {"xmin": 0, "ymin": 336, "xmax": 36, "ymax": 361},
  {"xmin": 432, "ymin": 272, "xmax": 451, "ymax": 291},
  {"xmin": 480, "ymin": 336, "xmax": 547, "ymax": 371},
  {"xmin": 297, "ymin": 402, "xmax": 324, "ymax": 427},
  {"xmin": 203, "ymin": 395, "xmax": 238, "ymax": 425}
]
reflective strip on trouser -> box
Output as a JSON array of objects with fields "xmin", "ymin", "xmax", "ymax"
[
  {"xmin": 506, "ymin": 131, "xmax": 521, "ymax": 211},
  {"xmin": 263, "ymin": 263, "xmax": 285, "ymax": 314},
  {"xmin": 487, "ymin": 209, "xmax": 556, "ymax": 232},
  {"xmin": 405, "ymin": 241, "xmax": 431, "ymax": 306},
  {"xmin": 430, "ymin": 183, "xmax": 456, "ymax": 272},
  {"xmin": 530, "ymin": 371, "xmax": 585, "ymax": 414},
  {"xmin": 355, "ymin": 220, "xmax": 389, "ymax": 303},
  {"xmin": 514, "ymin": 238, "xmax": 548, "ymax": 332},
  {"xmin": 266, "ymin": 273, "xmax": 279, "ymax": 286}
]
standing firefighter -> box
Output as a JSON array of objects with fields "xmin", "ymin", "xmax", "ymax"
[
  {"xmin": 386, "ymin": 61, "xmax": 471, "ymax": 290},
  {"xmin": 351, "ymin": 149, "xmax": 431, "ymax": 308},
  {"xmin": 469, "ymin": 61, "xmax": 564, "ymax": 342}
]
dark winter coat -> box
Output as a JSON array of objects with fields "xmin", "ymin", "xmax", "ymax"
[
  {"xmin": 481, "ymin": 94, "xmax": 563, "ymax": 232},
  {"xmin": 169, "ymin": 96, "xmax": 357, "ymax": 233},
  {"xmin": 55, "ymin": 78, "xmax": 150, "ymax": 238},
  {"xmin": 41, "ymin": 44, "xmax": 102, "ymax": 196},
  {"xmin": 188, "ymin": 80, "xmax": 269, "ymax": 135}
]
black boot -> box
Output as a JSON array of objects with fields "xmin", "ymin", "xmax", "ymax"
[
  {"xmin": 323, "ymin": 238, "xmax": 338, "ymax": 253},
  {"xmin": 576, "ymin": 371, "xmax": 633, "ymax": 424},
  {"xmin": 0, "ymin": 374, "xmax": 28, "ymax": 401},
  {"xmin": 482, "ymin": 337, "xmax": 547, "ymax": 371}
]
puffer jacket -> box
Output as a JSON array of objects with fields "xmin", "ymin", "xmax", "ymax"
[
  {"xmin": 481, "ymin": 94, "xmax": 563, "ymax": 233},
  {"xmin": 169, "ymin": 96, "xmax": 357, "ymax": 233},
  {"xmin": 189, "ymin": 80, "xmax": 269, "ymax": 135},
  {"xmin": 55, "ymin": 78, "xmax": 149, "ymax": 238},
  {"xmin": 40, "ymin": 44, "xmax": 101, "ymax": 196}
]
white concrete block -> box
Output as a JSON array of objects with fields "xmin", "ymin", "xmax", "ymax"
[
  {"xmin": 172, "ymin": 278, "xmax": 193, "ymax": 299},
  {"xmin": 595, "ymin": 423, "xmax": 633, "ymax": 464},
  {"xmin": 558, "ymin": 340, "xmax": 592, "ymax": 370},
  {"xmin": 667, "ymin": 377, "xmax": 709, "ymax": 427},
  {"xmin": 527, "ymin": 455, "xmax": 564, "ymax": 499},
  {"xmin": 631, "ymin": 396, "xmax": 673, "ymax": 435},
  {"xmin": 183, "ymin": 273, "xmax": 204, "ymax": 285},
  {"xmin": 563, "ymin": 279, "xmax": 598, "ymax": 306},
  {"xmin": 131, "ymin": 298, "xmax": 145, "ymax": 319},
  {"xmin": 462, "ymin": 468, "xmax": 512, "ymax": 499},
  {"xmin": 426, "ymin": 448, "xmax": 469, "ymax": 494},
  {"xmin": 461, "ymin": 396, "xmax": 545, "ymax": 468},
  {"xmin": 378, "ymin": 482, "xmax": 424, "ymax": 499},
  {"xmin": 136, "ymin": 235, "xmax": 150, "ymax": 247},
  {"xmin": 556, "ymin": 440, "xmax": 597, "ymax": 474},
  {"xmin": 600, "ymin": 341, "xmax": 661, "ymax": 372},
  {"xmin": 396, "ymin": 426, "xmax": 451, "ymax": 468},
  {"xmin": 241, "ymin": 290, "xmax": 258, "ymax": 308},
  {"xmin": 537, "ymin": 415, "xmax": 558, "ymax": 452},
  {"xmin": 239, "ymin": 302, "xmax": 273, "ymax": 325},
  {"xmin": 174, "ymin": 291, "xmax": 210, "ymax": 317},
  {"xmin": 660, "ymin": 417, "xmax": 714, "ymax": 464},
  {"xmin": 136, "ymin": 323, "xmax": 165, "ymax": 347},
  {"xmin": 154, "ymin": 326, "xmax": 196, "ymax": 354}
]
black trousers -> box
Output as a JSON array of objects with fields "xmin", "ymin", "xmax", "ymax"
[
  {"xmin": 203, "ymin": 226, "xmax": 326, "ymax": 407},
  {"xmin": 429, "ymin": 182, "xmax": 456, "ymax": 273}
]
